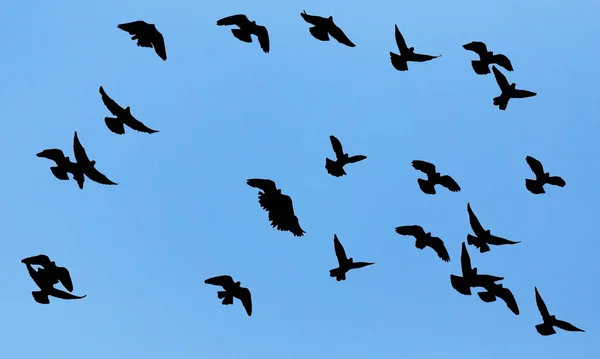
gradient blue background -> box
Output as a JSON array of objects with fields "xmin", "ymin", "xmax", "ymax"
[{"xmin": 1, "ymin": 0, "xmax": 598, "ymax": 358}]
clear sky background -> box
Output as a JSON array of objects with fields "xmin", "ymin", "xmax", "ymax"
[{"xmin": 0, "ymin": 0, "xmax": 598, "ymax": 358}]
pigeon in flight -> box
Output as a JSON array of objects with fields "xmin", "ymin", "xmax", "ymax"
[
  {"xmin": 411, "ymin": 160, "xmax": 460, "ymax": 194},
  {"xmin": 22, "ymin": 254, "xmax": 87, "ymax": 304},
  {"xmin": 300, "ymin": 11, "xmax": 355, "ymax": 47},
  {"xmin": 462, "ymin": 41, "xmax": 513, "ymax": 75},
  {"xmin": 325, "ymin": 135, "xmax": 366, "ymax": 177},
  {"xmin": 395, "ymin": 225, "xmax": 450, "ymax": 262},
  {"xmin": 534, "ymin": 287, "xmax": 584, "ymax": 336},
  {"xmin": 467, "ymin": 203, "xmax": 519, "ymax": 253},
  {"xmin": 525, "ymin": 156, "xmax": 566, "ymax": 194},
  {"xmin": 205, "ymin": 275, "xmax": 252, "ymax": 316},
  {"xmin": 217, "ymin": 14, "xmax": 270, "ymax": 53},
  {"xmin": 450, "ymin": 242, "xmax": 504, "ymax": 296},
  {"xmin": 329, "ymin": 234, "xmax": 374, "ymax": 281},
  {"xmin": 99, "ymin": 86, "xmax": 158, "ymax": 135},
  {"xmin": 390, "ymin": 25, "xmax": 441, "ymax": 71},
  {"xmin": 36, "ymin": 149, "xmax": 85, "ymax": 189},
  {"xmin": 73, "ymin": 131, "xmax": 118, "ymax": 187},
  {"xmin": 492, "ymin": 66, "xmax": 536, "ymax": 110},
  {"xmin": 478, "ymin": 281, "xmax": 520, "ymax": 315},
  {"xmin": 246, "ymin": 179, "xmax": 305, "ymax": 237},
  {"xmin": 117, "ymin": 20, "xmax": 167, "ymax": 61}
]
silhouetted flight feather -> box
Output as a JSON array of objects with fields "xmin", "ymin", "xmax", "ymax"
[
  {"xmin": 395, "ymin": 225, "xmax": 450, "ymax": 262},
  {"xmin": 73, "ymin": 132, "xmax": 118, "ymax": 186},
  {"xmin": 325, "ymin": 135, "xmax": 367, "ymax": 177},
  {"xmin": 217, "ymin": 14, "xmax": 269, "ymax": 53},
  {"xmin": 466, "ymin": 203, "xmax": 519, "ymax": 253},
  {"xmin": 300, "ymin": 11, "xmax": 355, "ymax": 47},
  {"xmin": 117, "ymin": 21, "xmax": 167, "ymax": 60},
  {"xmin": 99, "ymin": 86, "xmax": 158, "ymax": 135},
  {"xmin": 462, "ymin": 41, "xmax": 513, "ymax": 75},
  {"xmin": 205, "ymin": 275, "xmax": 252, "ymax": 316},
  {"xmin": 390, "ymin": 25, "xmax": 441, "ymax": 71},
  {"xmin": 492, "ymin": 66, "xmax": 536, "ymax": 110},
  {"xmin": 534, "ymin": 287, "xmax": 584, "ymax": 335},
  {"xmin": 525, "ymin": 156, "xmax": 566, "ymax": 194},
  {"xmin": 329, "ymin": 234, "xmax": 374, "ymax": 281}
]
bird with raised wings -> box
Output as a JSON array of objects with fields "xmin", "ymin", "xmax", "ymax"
[
  {"xmin": 205, "ymin": 275, "xmax": 252, "ymax": 316},
  {"xmin": 411, "ymin": 160, "xmax": 460, "ymax": 194},
  {"xmin": 73, "ymin": 131, "xmax": 118, "ymax": 187},
  {"xmin": 325, "ymin": 135, "xmax": 366, "ymax": 177},
  {"xmin": 99, "ymin": 86, "xmax": 158, "ymax": 135},
  {"xmin": 534, "ymin": 287, "xmax": 584, "ymax": 336},
  {"xmin": 450, "ymin": 242, "xmax": 505, "ymax": 296},
  {"xmin": 22, "ymin": 254, "xmax": 87, "ymax": 304},
  {"xmin": 329, "ymin": 234, "xmax": 374, "ymax": 281},
  {"xmin": 462, "ymin": 41, "xmax": 513, "ymax": 75},
  {"xmin": 117, "ymin": 20, "xmax": 167, "ymax": 61},
  {"xmin": 395, "ymin": 225, "xmax": 450, "ymax": 262},
  {"xmin": 246, "ymin": 178, "xmax": 305, "ymax": 237},
  {"xmin": 300, "ymin": 11, "xmax": 355, "ymax": 47},
  {"xmin": 36, "ymin": 148, "xmax": 85, "ymax": 189},
  {"xmin": 466, "ymin": 202, "xmax": 519, "ymax": 253},
  {"xmin": 217, "ymin": 14, "xmax": 269, "ymax": 53},
  {"xmin": 390, "ymin": 25, "xmax": 441, "ymax": 71},
  {"xmin": 492, "ymin": 66, "xmax": 536, "ymax": 110},
  {"xmin": 477, "ymin": 281, "xmax": 520, "ymax": 315},
  {"xmin": 525, "ymin": 156, "xmax": 566, "ymax": 194}
]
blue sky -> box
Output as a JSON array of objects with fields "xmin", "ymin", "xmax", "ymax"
[{"xmin": 1, "ymin": 0, "xmax": 599, "ymax": 358}]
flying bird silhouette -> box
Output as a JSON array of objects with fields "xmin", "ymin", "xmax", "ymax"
[
  {"xmin": 99, "ymin": 86, "xmax": 158, "ymax": 135},
  {"xmin": 492, "ymin": 66, "xmax": 536, "ymax": 110},
  {"xmin": 467, "ymin": 202, "xmax": 519, "ymax": 253},
  {"xmin": 325, "ymin": 135, "xmax": 366, "ymax": 177},
  {"xmin": 450, "ymin": 242, "xmax": 504, "ymax": 296},
  {"xmin": 205, "ymin": 275, "xmax": 252, "ymax": 316},
  {"xmin": 395, "ymin": 225, "xmax": 450, "ymax": 262},
  {"xmin": 22, "ymin": 254, "xmax": 87, "ymax": 304},
  {"xmin": 36, "ymin": 149, "xmax": 85, "ymax": 189},
  {"xmin": 478, "ymin": 281, "xmax": 520, "ymax": 315},
  {"xmin": 300, "ymin": 11, "xmax": 355, "ymax": 47},
  {"xmin": 117, "ymin": 20, "xmax": 167, "ymax": 61},
  {"xmin": 73, "ymin": 131, "xmax": 118, "ymax": 187},
  {"xmin": 462, "ymin": 41, "xmax": 513, "ymax": 75},
  {"xmin": 246, "ymin": 178, "xmax": 305, "ymax": 237},
  {"xmin": 217, "ymin": 14, "xmax": 270, "ymax": 53},
  {"xmin": 329, "ymin": 234, "xmax": 374, "ymax": 281},
  {"xmin": 411, "ymin": 160, "xmax": 460, "ymax": 194},
  {"xmin": 534, "ymin": 287, "xmax": 584, "ymax": 335},
  {"xmin": 390, "ymin": 25, "xmax": 441, "ymax": 71},
  {"xmin": 525, "ymin": 156, "xmax": 566, "ymax": 194}
]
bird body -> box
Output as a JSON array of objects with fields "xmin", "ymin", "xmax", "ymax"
[
  {"xmin": 329, "ymin": 234, "xmax": 374, "ymax": 281},
  {"xmin": 525, "ymin": 156, "xmax": 566, "ymax": 194},
  {"xmin": 395, "ymin": 225, "xmax": 450, "ymax": 262},
  {"xmin": 205, "ymin": 275, "xmax": 252, "ymax": 316},
  {"xmin": 73, "ymin": 131, "xmax": 118, "ymax": 187},
  {"xmin": 534, "ymin": 287, "xmax": 584, "ymax": 335},
  {"xmin": 450, "ymin": 242, "xmax": 504, "ymax": 296},
  {"xmin": 300, "ymin": 11, "xmax": 355, "ymax": 47},
  {"xmin": 117, "ymin": 20, "xmax": 167, "ymax": 60},
  {"xmin": 325, "ymin": 135, "xmax": 366, "ymax": 177},
  {"xmin": 36, "ymin": 149, "xmax": 84, "ymax": 188},
  {"xmin": 217, "ymin": 14, "xmax": 270, "ymax": 53},
  {"xmin": 411, "ymin": 160, "xmax": 460, "ymax": 194},
  {"xmin": 99, "ymin": 86, "xmax": 158, "ymax": 135},
  {"xmin": 477, "ymin": 282, "xmax": 520, "ymax": 315},
  {"xmin": 492, "ymin": 66, "xmax": 536, "ymax": 110},
  {"xmin": 462, "ymin": 41, "xmax": 513, "ymax": 75},
  {"xmin": 22, "ymin": 254, "xmax": 86, "ymax": 304},
  {"xmin": 466, "ymin": 203, "xmax": 519, "ymax": 253},
  {"xmin": 390, "ymin": 25, "xmax": 441, "ymax": 71}
]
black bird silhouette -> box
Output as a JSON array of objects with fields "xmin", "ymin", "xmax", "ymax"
[
  {"xmin": 478, "ymin": 281, "xmax": 520, "ymax": 315},
  {"xmin": 467, "ymin": 203, "xmax": 519, "ymax": 253},
  {"xmin": 325, "ymin": 135, "xmax": 366, "ymax": 177},
  {"xmin": 36, "ymin": 149, "xmax": 85, "ymax": 189},
  {"xmin": 73, "ymin": 131, "xmax": 118, "ymax": 187},
  {"xmin": 300, "ymin": 11, "xmax": 355, "ymax": 47},
  {"xmin": 329, "ymin": 234, "xmax": 374, "ymax": 281},
  {"xmin": 117, "ymin": 21, "xmax": 167, "ymax": 61},
  {"xmin": 450, "ymin": 242, "xmax": 504, "ymax": 296},
  {"xmin": 411, "ymin": 160, "xmax": 460, "ymax": 194},
  {"xmin": 462, "ymin": 41, "xmax": 513, "ymax": 75},
  {"xmin": 216, "ymin": 14, "xmax": 269, "ymax": 53},
  {"xmin": 22, "ymin": 254, "xmax": 86, "ymax": 304},
  {"xmin": 99, "ymin": 86, "xmax": 158, "ymax": 135},
  {"xmin": 492, "ymin": 66, "xmax": 536, "ymax": 110},
  {"xmin": 205, "ymin": 275, "xmax": 252, "ymax": 316},
  {"xmin": 246, "ymin": 179, "xmax": 305, "ymax": 237},
  {"xmin": 390, "ymin": 25, "xmax": 441, "ymax": 71},
  {"xmin": 525, "ymin": 156, "xmax": 566, "ymax": 194},
  {"xmin": 534, "ymin": 287, "xmax": 584, "ymax": 335},
  {"xmin": 395, "ymin": 225, "xmax": 450, "ymax": 262}
]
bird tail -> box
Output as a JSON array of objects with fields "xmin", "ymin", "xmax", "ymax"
[
  {"xmin": 309, "ymin": 26, "xmax": 330, "ymax": 41},
  {"xmin": 231, "ymin": 29, "xmax": 252, "ymax": 43},
  {"xmin": 477, "ymin": 291, "xmax": 497, "ymax": 303},
  {"xmin": 217, "ymin": 291, "xmax": 234, "ymax": 305},
  {"xmin": 417, "ymin": 179, "xmax": 436, "ymax": 195},
  {"xmin": 329, "ymin": 268, "xmax": 346, "ymax": 281},
  {"xmin": 50, "ymin": 166, "xmax": 70, "ymax": 180},
  {"xmin": 32, "ymin": 291, "xmax": 50, "ymax": 304},
  {"xmin": 325, "ymin": 158, "xmax": 345, "ymax": 177},
  {"xmin": 535, "ymin": 323, "xmax": 557, "ymax": 336},
  {"xmin": 526, "ymin": 179, "xmax": 545, "ymax": 194},
  {"xmin": 450, "ymin": 275, "xmax": 472, "ymax": 296},
  {"xmin": 467, "ymin": 235, "xmax": 490, "ymax": 253},
  {"xmin": 104, "ymin": 117, "xmax": 126, "ymax": 135},
  {"xmin": 390, "ymin": 52, "xmax": 408, "ymax": 71},
  {"xmin": 471, "ymin": 60, "xmax": 491, "ymax": 75},
  {"xmin": 493, "ymin": 95, "xmax": 508, "ymax": 111}
]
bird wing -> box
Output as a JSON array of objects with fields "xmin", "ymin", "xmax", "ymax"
[
  {"xmin": 467, "ymin": 203, "xmax": 486, "ymax": 236},
  {"xmin": 300, "ymin": 11, "xmax": 324, "ymax": 26},
  {"xmin": 254, "ymin": 25, "xmax": 270, "ymax": 53},
  {"xmin": 328, "ymin": 22, "xmax": 355, "ymax": 47},
  {"xmin": 546, "ymin": 176, "xmax": 566, "ymax": 187},
  {"xmin": 428, "ymin": 236, "xmax": 451, "ymax": 262},
  {"xmin": 492, "ymin": 66, "xmax": 510, "ymax": 92},
  {"xmin": 238, "ymin": 287, "xmax": 252, "ymax": 316},
  {"xmin": 125, "ymin": 116, "xmax": 159, "ymax": 134},
  {"xmin": 438, "ymin": 175, "xmax": 461, "ymax": 192},
  {"xmin": 56, "ymin": 266, "xmax": 74, "ymax": 292},
  {"xmin": 497, "ymin": 286, "xmax": 520, "ymax": 315},
  {"xmin": 46, "ymin": 287, "xmax": 87, "ymax": 300},
  {"xmin": 487, "ymin": 234, "xmax": 520, "ymax": 245},
  {"xmin": 99, "ymin": 86, "xmax": 124, "ymax": 116},
  {"xmin": 491, "ymin": 54, "xmax": 513, "ymax": 71},
  {"xmin": 217, "ymin": 14, "xmax": 249, "ymax": 27},
  {"xmin": 72, "ymin": 131, "xmax": 91, "ymax": 165},
  {"xmin": 460, "ymin": 242, "xmax": 472, "ymax": 275},
  {"xmin": 204, "ymin": 275, "xmax": 235, "ymax": 289},
  {"xmin": 36, "ymin": 149, "xmax": 67, "ymax": 165},
  {"xmin": 535, "ymin": 287, "xmax": 551, "ymax": 319},
  {"xmin": 462, "ymin": 41, "xmax": 488, "ymax": 57},
  {"xmin": 394, "ymin": 25, "xmax": 409, "ymax": 54},
  {"xmin": 150, "ymin": 28, "xmax": 167, "ymax": 61},
  {"xmin": 350, "ymin": 262, "xmax": 375, "ymax": 269},
  {"xmin": 346, "ymin": 155, "xmax": 367, "ymax": 164},
  {"xmin": 333, "ymin": 234, "xmax": 348, "ymax": 264},
  {"xmin": 85, "ymin": 166, "xmax": 118, "ymax": 185},
  {"xmin": 329, "ymin": 135, "xmax": 344, "ymax": 159},
  {"xmin": 512, "ymin": 89, "xmax": 537, "ymax": 99},
  {"xmin": 554, "ymin": 319, "xmax": 584, "ymax": 332},
  {"xmin": 395, "ymin": 225, "xmax": 426, "ymax": 240},
  {"xmin": 21, "ymin": 254, "xmax": 52, "ymax": 267},
  {"xmin": 246, "ymin": 178, "xmax": 278, "ymax": 193},
  {"xmin": 117, "ymin": 21, "xmax": 147, "ymax": 35},
  {"xmin": 411, "ymin": 160, "xmax": 436, "ymax": 176},
  {"xmin": 526, "ymin": 156, "xmax": 545, "ymax": 178},
  {"xmin": 409, "ymin": 53, "xmax": 442, "ymax": 62}
]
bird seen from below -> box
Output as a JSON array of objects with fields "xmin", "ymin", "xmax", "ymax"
[
  {"xmin": 390, "ymin": 24, "xmax": 441, "ymax": 71},
  {"xmin": 216, "ymin": 14, "xmax": 270, "ymax": 53},
  {"xmin": 394, "ymin": 225, "xmax": 450, "ymax": 262},
  {"xmin": 462, "ymin": 41, "xmax": 513, "ymax": 75},
  {"xmin": 450, "ymin": 242, "xmax": 505, "ymax": 296},
  {"xmin": 466, "ymin": 202, "xmax": 520, "ymax": 253},
  {"xmin": 246, "ymin": 178, "xmax": 305, "ymax": 237},
  {"xmin": 117, "ymin": 20, "xmax": 167, "ymax": 61},
  {"xmin": 300, "ymin": 11, "xmax": 356, "ymax": 47},
  {"xmin": 204, "ymin": 275, "xmax": 252, "ymax": 316},
  {"xmin": 411, "ymin": 160, "xmax": 460, "ymax": 194},
  {"xmin": 525, "ymin": 156, "xmax": 566, "ymax": 194},
  {"xmin": 21, "ymin": 254, "xmax": 87, "ymax": 304},
  {"xmin": 329, "ymin": 234, "xmax": 374, "ymax": 281},
  {"xmin": 73, "ymin": 131, "xmax": 118, "ymax": 187},
  {"xmin": 477, "ymin": 281, "xmax": 520, "ymax": 315},
  {"xmin": 534, "ymin": 287, "xmax": 584, "ymax": 336},
  {"xmin": 99, "ymin": 86, "xmax": 158, "ymax": 135},
  {"xmin": 325, "ymin": 135, "xmax": 367, "ymax": 177},
  {"xmin": 36, "ymin": 148, "xmax": 84, "ymax": 189},
  {"xmin": 492, "ymin": 65, "xmax": 537, "ymax": 110}
]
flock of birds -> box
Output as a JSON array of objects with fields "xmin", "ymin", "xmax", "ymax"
[{"xmin": 26, "ymin": 12, "xmax": 584, "ymax": 338}]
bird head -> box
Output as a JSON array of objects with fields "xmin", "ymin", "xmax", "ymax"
[
  {"xmin": 486, "ymin": 229, "xmax": 491, "ymax": 234},
  {"xmin": 510, "ymin": 83, "xmax": 517, "ymax": 89},
  {"xmin": 328, "ymin": 16, "xmax": 333, "ymax": 21},
  {"xmin": 91, "ymin": 160, "xmax": 97, "ymax": 166},
  {"xmin": 235, "ymin": 281, "xmax": 241, "ymax": 287},
  {"xmin": 251, "ymin": 21, "xmax": 256, "ymax": 25},
  {"xmin": 426, "ymin": 232, "xmax": 432, "ymax": 237},
  {"xmin": 472, "ymin": 267, "xmax": 478, "ymax": 275},
  {"xmin": 125, "ymin": 106, "xmax": 131, "ymax": 113},
  {"xmin": 277, "ymin": 189, "xmax": 282, "ymax": 194},
  {"xmin": 408, "ymin": 47, "xmax": 415, "ymax": 52},
  {"xmin": 348, "ymin": 257, "xmax": 354, "ymax": 263}
]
